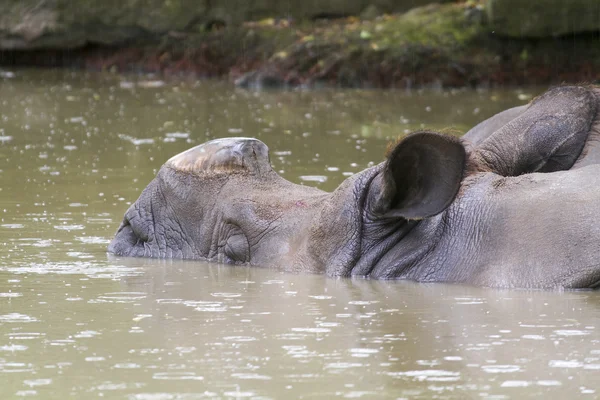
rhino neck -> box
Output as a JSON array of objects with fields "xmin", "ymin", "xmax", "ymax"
[
  {"xmin": 307, "ymin": 163, "xmax": 446, "ymax": 278},
  {"xmin": 301, "ymin": 165, "xmax": 381, "ymax": 276},
  {"xmin": 366, "ymin": 214, "xmax": 446, "ymax": 279},
  {"xmin": 346, "ymin": 163, "xmax": 448, "ymax": 279},
  {"xmin": 348, "ymin": 213, "xmax": 445, "ymax": 279},
  {"xmin": 298, "ymin": 163, "xmax": 449, "ymax": 278}
]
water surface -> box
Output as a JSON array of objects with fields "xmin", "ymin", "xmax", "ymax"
[{"xmin": 0, "ymin": 69, "xmax": 599, "ymax": 399}]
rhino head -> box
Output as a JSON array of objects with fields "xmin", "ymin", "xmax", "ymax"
[{"xmin": 108, "ymin": 132, "xmax": 465, "ymax": 276}]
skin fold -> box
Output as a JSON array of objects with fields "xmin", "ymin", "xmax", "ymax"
[{"xmin": 109, "ymin": 85, "xmax": 600, "ymax": 289}]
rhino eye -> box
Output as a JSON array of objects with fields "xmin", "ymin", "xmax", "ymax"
[{"xmin": 223, "ymin": 227, "xmax": 250, "ymax": 264}]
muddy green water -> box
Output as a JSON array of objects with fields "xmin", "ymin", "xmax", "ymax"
[{"xmin": 0, "ymin": 69, "xmax": 599, "ymax": 399}]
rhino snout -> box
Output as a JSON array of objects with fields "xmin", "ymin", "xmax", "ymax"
[{"xmin": 108, "ymin": 214, "xmax": 149, "ymax": 257}]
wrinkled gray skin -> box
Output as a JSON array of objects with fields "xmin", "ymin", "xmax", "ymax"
[{"xmin": 109, "ymin": 86, "xmax": 600, "ymax": 289}]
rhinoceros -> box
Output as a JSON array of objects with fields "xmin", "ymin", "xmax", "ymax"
[{"xmin": 109, "ymin": 86, "xmax": 600, "ymax": 289}]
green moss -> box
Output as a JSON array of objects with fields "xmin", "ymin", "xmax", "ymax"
[
  {"xmin": 370, "ymin": 4, "xmax": 482, "ymax": 49},
  {"xmin": 279, "ymin": 3, "xmax": 487, "ymax": 66}
]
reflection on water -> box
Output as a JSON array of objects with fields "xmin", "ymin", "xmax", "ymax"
[{"xmin": 0, "ymin": 69, "xmax": 599, "ymax": 399}]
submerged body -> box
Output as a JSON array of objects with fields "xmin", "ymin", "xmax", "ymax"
[{"xmin": 109, "ymin": 86, "xmax": 600, "ymax": 289}]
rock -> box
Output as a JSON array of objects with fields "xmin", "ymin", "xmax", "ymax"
[
  {"xmin": 0, "ymin": 0, "xmax": 453, "ymax": 50},
  {"xmin": 0, "ymin": 0, "xmax": 208, "ymax": 49},
  {"xmin": 487, "ymin": 0, "xmax": 600, "ymax": 37},
  {"xmin": 234, "ymin": 70, "xmax": 286, "ymax": 90}
]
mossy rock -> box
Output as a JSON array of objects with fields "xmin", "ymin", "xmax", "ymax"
[
  {"xmin": 487, "ymin": 0, "xmax": 600, "ymax": 37},
  {"xmin": 236, "ymin": 3, "xmax": 489, "ymax": 88},
  {"xmin": 0, "ymin": 0, "xmax": 455, "ymax": 50}
]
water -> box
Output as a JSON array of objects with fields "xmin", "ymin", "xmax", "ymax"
[{"xmin": 0, "ymin": 69, "xmax": 598, "ymax": 399}]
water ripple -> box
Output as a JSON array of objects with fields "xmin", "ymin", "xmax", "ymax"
[{"xmin": 0, "ymin": 313, "xmax": 38, "ymax": 323}]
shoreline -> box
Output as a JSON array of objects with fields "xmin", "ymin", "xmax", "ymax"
[{"xmin": 1, "ymin": 3, "xmax": 599, "ymax": 90}]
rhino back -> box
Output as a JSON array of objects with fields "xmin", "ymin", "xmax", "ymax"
[{"xmin": 420, "ymin": 168, "xmax": 600, "ymax": 288}]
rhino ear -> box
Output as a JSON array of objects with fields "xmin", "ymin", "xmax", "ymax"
[{"xmin": 372, "ymin": 131, "xmax": 466, "ymax": 220}]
